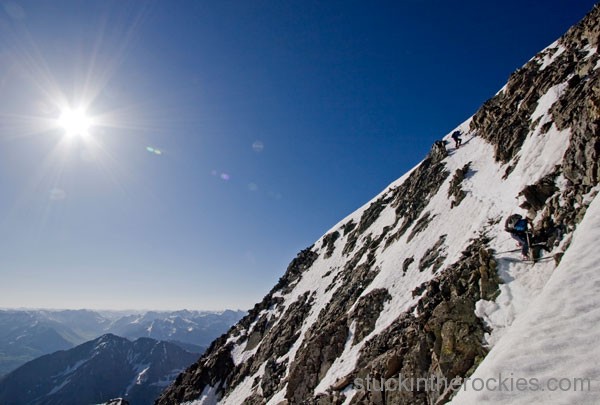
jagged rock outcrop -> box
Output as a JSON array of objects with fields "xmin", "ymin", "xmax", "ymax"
[
  {"xmin": 350, "ymin": 289, "xmax": 392, "ymax": 345},
  {"xmin": 448, "ymin": 163, "xmax": 471, "ymax": 209},
  {"xmin": 157, "ymin": 6, "xmax": 600, "ymax": 405},
  {"xmin": 473, "ymin": 5, "xmax": 599, "ymax": 182},
  {"xmin": 407, "ymin": 211, "xmax": 436, "ymax": 242},
  {"xmin": 519, "ymin": 171, "xmax": 559, "ymax": 212},
  {"xmin": 322, "ymin": 231, "xmax": 341, "ymax": 259},
  {"xmin": 418, "ymin": 234, "xmax": 447, "ymax": 273}
]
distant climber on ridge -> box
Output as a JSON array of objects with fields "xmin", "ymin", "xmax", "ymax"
[
  {"xmin": 505, "ymin": 214, "xmax": 533, "ymax": 260},
  {"xmin": 451, "ymin": 130, "xmax": 462, "ymax": 148}
]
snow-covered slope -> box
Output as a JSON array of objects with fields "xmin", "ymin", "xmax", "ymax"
[
  {"xmin": 451, "ymin": 192, "xmax": 600, "ymax": 404},
  {"xmin": 157, "ymin": 5, "xmax": 600, "ymax": 404}
]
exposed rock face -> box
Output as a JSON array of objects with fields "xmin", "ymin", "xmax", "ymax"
[
  {"xmin": 322, "ymin": 231, "xmax": 341, "ymax": 259},
  {"xmin": 340, "ymin": 238, "xmax": 498, "ymax": 405},
  {"xmin": 448, "ymin": 163, "xmax": 471, "ymax": 209},
  {"xmin": 402, "ymin": 257, "xmax": 415, "ymax": 274},
  {"xmin": 286, "ymin": 239, "xmax": 387, "ymax": 403},
  {"xmin": 389, "ymin": 158, "xmax": 450, "ymax": 241},
  {"xmin": 273, "ymin": 248, "xmax": 320, "ymax": 296},
  {"xmin": 520, "ymin": 171, "xmax": 559, "ymax": 212},
  {"xmin": 157, "ymin": 6, "xmax": 600, "ymax": 405},
  {"xmin": 351, "ymin": 289, "xmax": 392, "ymax": 345},
  {"xmin": 418, "ymin": 234, "xmax": 447, "ymax": 273},
  {"xmin": 287, "ymin": 317, "xmax": 349, "ymax": 403},
  {"xmin": 472, "ymin": 5, "xmax": 600, "ymax": 183},
  {"xmin": 165, "ymin": 335, "xmax": 235, "ymax": 403},
  {"xmin": 231, "ymin": 292, "xmax": 314, "ymax": 396},
  {"xmin": 553, "ymin": 12, "xmax": 600, "ymax": 190},
  {"xmin": 407, "ymin": 211, "xmax": 436, "ymax": 242}
]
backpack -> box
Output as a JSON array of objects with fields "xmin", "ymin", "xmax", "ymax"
[
  {"xmin": 505, "ymin": 214, "xmax": 527, "ymax": 232},
  {"xmin": 514, "ymin": 219, "xmax": 528, "ymax": 232}
]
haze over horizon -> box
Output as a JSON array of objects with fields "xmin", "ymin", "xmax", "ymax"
[{"xmin": 0, "ymin": 0, "xmax": 596, "ymax": 311}]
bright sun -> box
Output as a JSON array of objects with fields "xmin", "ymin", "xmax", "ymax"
[{"xmin": 58, "ymin": 108, "xmax": 92, "ymax": 137}]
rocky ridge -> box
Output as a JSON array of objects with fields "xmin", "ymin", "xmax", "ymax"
[{"xmin": 157, "ymin": 5, "xmax": 600, "ymax": 405}]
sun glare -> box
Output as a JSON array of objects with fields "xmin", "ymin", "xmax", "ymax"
[{"xmin": 58, "ymin": 108, "xmax": 92, "ymax": 137}]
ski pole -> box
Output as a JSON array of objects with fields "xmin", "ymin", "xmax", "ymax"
[{"xmin": 526, "ymin": 232, "xmax": 534, "ymax": 261}]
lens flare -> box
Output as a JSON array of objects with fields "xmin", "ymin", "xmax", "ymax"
[
  {"xmin": 252, "ymin": 140, "xmax": 264, "ymax": 152},
  {"xmin": 146, "ymin": 146, "xmax": 162, "ymax": 155}
]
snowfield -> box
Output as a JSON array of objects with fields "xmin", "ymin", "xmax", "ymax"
[{"xmin": 451, "ymin": 193, "xmax": 600, "ymax": 404}]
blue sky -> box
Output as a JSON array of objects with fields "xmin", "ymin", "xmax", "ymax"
[{"xmin": 0, "ymin": 0, "xmax": 596, "ymax": 310}]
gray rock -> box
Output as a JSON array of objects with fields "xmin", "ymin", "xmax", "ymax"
[{"xmin": 448, "ymin": 163, "xmax": 471, "ymax": 209}]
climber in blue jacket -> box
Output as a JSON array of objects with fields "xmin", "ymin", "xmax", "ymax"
[{"xmin": 505, "ymin": 214, "xmax": 533, "ymax": 259}]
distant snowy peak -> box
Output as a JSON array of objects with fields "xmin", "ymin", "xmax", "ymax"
[
  {"xmin": 0, "ymin": 334, "xmax": 198, "ymax": 405},
  {"xmin": 109, "ymin": 310, "xmax": 246, "ymax": 348},
  {"xmin": 157, "ymin": 5, "xmax": 600, "ymax": 405},
  {"xmin": 98, "ymin": 399, "xmax": 129, "ymax": 405}
]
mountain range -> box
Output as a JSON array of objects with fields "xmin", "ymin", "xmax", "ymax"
[
  {"xmin": 0, "ymin": 333, "xmax": 198, "ymax": 405},
  {"xmin": 0, "ymin": 309, "xmax": 245, "ymax": 376}
]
